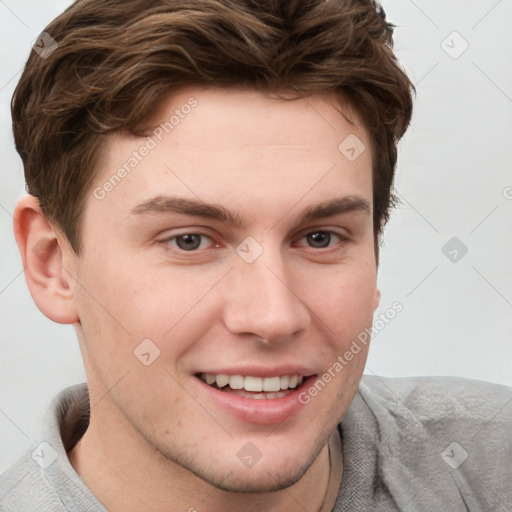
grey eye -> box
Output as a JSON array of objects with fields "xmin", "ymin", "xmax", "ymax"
[
  {"xmin": 175, "ymin": 234, "xmax": 203, "ymax": 250},
  {"xmin": 306, "ymin": 231, "xmax": 332, "ymax": 248}
]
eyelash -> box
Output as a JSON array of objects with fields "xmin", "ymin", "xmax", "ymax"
[{"xmin": 159, "ymin": 229, "xmax": 348, "ymax": 253}]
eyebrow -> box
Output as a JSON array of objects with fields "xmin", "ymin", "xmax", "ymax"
[
  {"xmin": 129, "ymin": 194, "xmax": 370, "ymax": 227},
  {"xmin": 130, "ymin": 196, "xmax": 244, "ymax": 227},
  {"xmin": 294, "ymin": 195, "xmax": 371, "ymax": 225}
]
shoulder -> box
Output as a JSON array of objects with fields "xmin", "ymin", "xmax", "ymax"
[
  {"xmin": 356, "ymin": 374, "xmax": 512, "ymax": 450},
  {"xmin": 0, "ymin": 383, "xmax": 99, "ymax": 512},
  {"xmin": 0, "ymin": 450, "xmax": 64, "ymax": 512},
  {"xmin": 358, "ymin": 374, "xmax": 512, "ymax": 430},
  {"xmin": 349, "ymin": 375, "xmax": 512, "ymax": 509}
]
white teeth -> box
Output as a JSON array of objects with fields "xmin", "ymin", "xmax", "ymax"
[
  {"xmin": 244, "ymin": 376, "xmax": 263, "ymax": 392},
  {"xmin": 263, "ymin": 376, "xmax": 281, "ymax": 392},
  {"xmin": 216, "ymin": 374, "xmax": 229, "ymax": 388},
  {"xmin": 229, "ymin": 375, "xmax": 244, "ymax": 390},
  {"xmin": 202, "ymin": 373, "xmax": 305, "ymax": 392},
  {"xmin": 266, "ymin": 391, "xmax": 287, "ymax": 399}
]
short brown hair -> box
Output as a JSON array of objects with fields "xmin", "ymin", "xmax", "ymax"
[{"xmin": 12, "ymin": 0, "xmax": 414, "ymax": 253}]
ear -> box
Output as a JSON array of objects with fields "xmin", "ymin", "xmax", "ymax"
[
  {"xmin": 373, "ymin": 288, "xmax": 381, "ymax": 311},
  {"xmin": 13, "ymin": 195, "xmax": 79, "ymax": 324}
]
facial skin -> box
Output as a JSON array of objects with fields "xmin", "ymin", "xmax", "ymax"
[{"xmin": 15, "ymin": 87, "xmax": 379, "ymax": 512}]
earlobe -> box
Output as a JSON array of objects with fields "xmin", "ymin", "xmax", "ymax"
[
  {"xmin": 13, "ymin": 195, "xmax": 79, "ymax": 324},
  {"xmin": 374, "ymin": 288, "xmax": 381, "ymax": 311}
]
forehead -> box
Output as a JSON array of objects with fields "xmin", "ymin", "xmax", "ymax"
[
  {"xmin": 87, "ymin": 87, "xmax": 372, "ymax": 226},
  {"xmin": 145, "ymin": 86, "xmax": 367, "ymax": 153}
]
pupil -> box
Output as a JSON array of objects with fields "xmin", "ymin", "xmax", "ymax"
[
  {"xmin": 177, "ymin": 234, "xmax": 201, "ymax": 250},
  {"xmin": 307, "ymin": 231, "xmax": 330, "ymax": 248}
]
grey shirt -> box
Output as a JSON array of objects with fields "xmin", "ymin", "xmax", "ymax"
[{"xmin": 1, "ymin": 375, "xmax": 511, "ymax": 511}]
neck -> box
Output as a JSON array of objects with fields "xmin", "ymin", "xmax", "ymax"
[{"xmin": 68, "ymin": 397, "xmax": 336, "ymax": 512}]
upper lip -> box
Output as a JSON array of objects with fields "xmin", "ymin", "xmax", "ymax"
[{"xmin": 195, "ymin": 366, "xmax": 316, "ymax": 378}]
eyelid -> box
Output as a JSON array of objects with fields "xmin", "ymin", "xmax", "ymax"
[
  {"xmin": 292, "ymin": 228, "xmax": 350, "ymax": 249},
  {"xmin": 156, "ymin": 225, "xmax": 216, "ymax": 240},
  {"xmin": 155, "ymin": 225, "xmax": 350, "ymax": 254},
  {"xmin": 293, "ymin": 226, "xmax": 350, "ymax": 241},
  {"xmin": 156, "ymin": 229, "xmax": 220, "ymax": 252}
]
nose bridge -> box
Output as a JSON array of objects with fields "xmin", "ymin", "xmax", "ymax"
[{"xmin": 223, "ymin": 246, "xmax": 309, "ymax": 342}]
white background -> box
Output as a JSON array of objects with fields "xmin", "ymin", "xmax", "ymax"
[{"xmin": 1, "ymin": 0, "xmax": 511, "ymax": 474}]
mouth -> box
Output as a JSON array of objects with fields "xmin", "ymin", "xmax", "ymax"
[
  {"xmin": 193, "ymin": 368, "xmax": 317, "ymax": 424},
  {"xmin": 198, "ymin": 373, "xmax": 306, "ymax": 400}
]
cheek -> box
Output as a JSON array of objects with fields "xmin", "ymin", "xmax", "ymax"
[
  {"xmin": 75, "ymin": 251, "xmax": 222, "ymax": 369},
  {"xmin": 299, "ymin": 258, "xmax": 377, "ymax": 337}
]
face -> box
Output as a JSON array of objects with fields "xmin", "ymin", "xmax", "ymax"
[{"xmin": 69, "ymin": 87, "xmax": 379, "ymax": 492}]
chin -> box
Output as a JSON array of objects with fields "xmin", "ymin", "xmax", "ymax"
[
  {"xmin": 192, "ymin": 458, "xmax": 313, "ymax": 494},
  {"xmin": 159, "ymin": 433, "xmax": 327, "ymax": 495}
]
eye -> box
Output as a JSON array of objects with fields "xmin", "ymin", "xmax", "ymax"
[
  {"xmin": 167, "ymin": 234, "xmax": 213, "ymax": 251},
  {"xmin": 295, "ymin": 230, "xmax": 344, "ymax": 249}
]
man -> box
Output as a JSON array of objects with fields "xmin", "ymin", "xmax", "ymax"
[{"xmin": 1, "ymin": 0, "xmax": 510, "ymax": 511}]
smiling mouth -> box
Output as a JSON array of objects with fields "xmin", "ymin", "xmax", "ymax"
[{"xmin": 198, "ymin": 373, "xmax": 309, "ymax": 399}]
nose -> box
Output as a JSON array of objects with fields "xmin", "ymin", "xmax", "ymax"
[{"xmin": 222, "ymin": 249, "xmax": 310, "ymax": 343}]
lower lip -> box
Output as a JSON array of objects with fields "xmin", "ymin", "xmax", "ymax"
[{"xmin": 194, "ymin": 376, "xmax": 317, "ymax": 425}]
